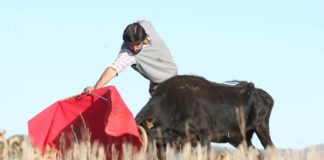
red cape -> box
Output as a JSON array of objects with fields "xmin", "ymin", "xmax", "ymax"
[{"xmin": 28, "ymin": 86, "xmax": 142, "ymax": 157}]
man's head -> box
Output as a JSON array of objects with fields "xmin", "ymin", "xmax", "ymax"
[{"xmin": 123, "ymin": 22, "xmax": 147, "ymax": 53}]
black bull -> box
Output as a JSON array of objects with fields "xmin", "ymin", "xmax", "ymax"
[{"xmin": 136, "ymin": 75, "xmax": 274, "ymax": 149}]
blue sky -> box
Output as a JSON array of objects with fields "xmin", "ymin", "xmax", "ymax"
[{"xmin": 1, "ymin": 0, "xmax": 323, "ymax": 149}]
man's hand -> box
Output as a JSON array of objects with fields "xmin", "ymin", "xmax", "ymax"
[
  {"xmin": 82, "ymin": 67, "xmax": 117, "ymax": 95},
  {"xmin": 83, "ymin": 86, "xmax": 94, "ymax": 95}
]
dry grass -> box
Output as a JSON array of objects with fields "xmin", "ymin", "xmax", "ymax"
[
  {"xmin": 1, "ymin": 109, "xmax": 323, "ymax": 160},
  {"xmin": 1, "ymin": 133, "xmax": 324, "ymax": 160}
]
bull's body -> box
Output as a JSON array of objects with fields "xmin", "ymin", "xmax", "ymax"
[{"xmin": 136, "ymin": 75, "xmax": 274, "ymax": 149}]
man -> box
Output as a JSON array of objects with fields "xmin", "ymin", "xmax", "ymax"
[{"xmin": 84, "ymin": 19, "xmax": 177, "ymax": 95}]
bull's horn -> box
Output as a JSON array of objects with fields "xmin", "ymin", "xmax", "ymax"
[{"xmin": 137, "ymin": 125, "xmax": 148, "ymax": 152}]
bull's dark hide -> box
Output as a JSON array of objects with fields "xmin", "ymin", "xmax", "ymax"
[{"xmin": 136, "ymin": 75, "xmax": 274, "ymax": 149}]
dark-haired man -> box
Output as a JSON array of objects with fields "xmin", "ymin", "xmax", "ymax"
[{"xmin": 84, "ymin": 19, "xmax": 177, "ymax": 95}]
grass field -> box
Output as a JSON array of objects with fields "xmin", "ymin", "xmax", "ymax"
[{"xmin": 1, "ymin": 132, "xmax": 323, "ymax": 160}]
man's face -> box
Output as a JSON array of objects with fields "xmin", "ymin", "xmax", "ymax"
[{"xmin": 127, "ymin": 41, "xmax": 144, "ymax": 54}]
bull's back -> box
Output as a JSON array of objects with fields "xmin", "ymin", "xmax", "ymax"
[{"xmin": 136, "ymin": 75, "xmax": 257, "ymax": 132}]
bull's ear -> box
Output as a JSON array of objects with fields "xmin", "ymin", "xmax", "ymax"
[{"xmin": 145, "ymin": 119, "xmax": 154, "ymax": 129}]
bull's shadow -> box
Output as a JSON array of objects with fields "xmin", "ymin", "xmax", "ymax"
[{"xmin": 136, "ymin": 75, "xmax": 274, "ymax": 157}]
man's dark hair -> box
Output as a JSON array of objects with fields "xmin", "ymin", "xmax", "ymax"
[{"xmin": 123, "ymin": 23, "xmax": 147, "ymax": 43}]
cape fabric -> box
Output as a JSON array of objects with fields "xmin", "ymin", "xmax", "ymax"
[{"xmin": 28, "ymin": 86, "xmax": 142, "ymax": 157}]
